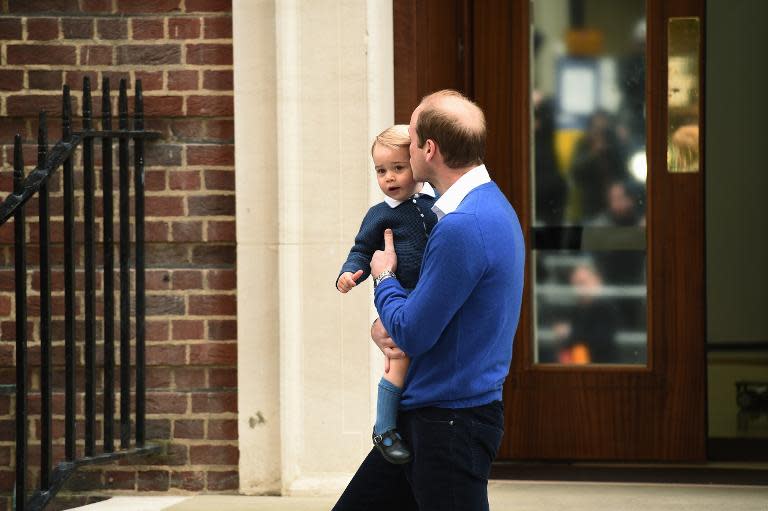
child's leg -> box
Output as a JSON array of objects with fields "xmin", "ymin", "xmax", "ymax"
[
  {"xmin": 374, "ymin": 356, "xmax": 410, "ymax": 435},
  {"xmin": 383, "ymin": 356, "xmax": 409, "ymax": 388}
]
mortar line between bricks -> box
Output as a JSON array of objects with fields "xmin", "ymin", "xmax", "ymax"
[
  {"xmin": 11, "ymin": 14, "xmax": 232, "ymax": 20},
  {"xmin": 180, "ymin": 41, "xmax": 187, "ymax": 76},
  {"xmin": 1, "ymin": 65, "xmax": 233, "ymax": 71},
  {"xmin": 9, "ymin": 85, "xmax": 235, "ymax": 95},
  {"xmin": 0, "ymin": 14, "xmax": 228, "ymax": 20},
  {"xmin": 2, "ymin": 63, "xmax": 232, "ymax": 67}
]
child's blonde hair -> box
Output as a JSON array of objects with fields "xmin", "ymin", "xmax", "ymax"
[{"xmin": 371, "ymin": 124, "xmax": 410, "ymax": 157}]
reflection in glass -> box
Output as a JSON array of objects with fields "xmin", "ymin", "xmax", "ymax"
[
  {"xmin": 532, "ymin": 0, "xmax": 647, "ymax": 365},
  {"xmin": 667, "ymin": 17, "xmax": 700, "ymax": 173},
  {"xmin": 535, "ymin": 252, "xmax": 647, "ymax": 365}
]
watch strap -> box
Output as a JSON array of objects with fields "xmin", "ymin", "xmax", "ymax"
[{"xmin": 373, "ymin": 269, "xmax": 397, "ymax": 289}]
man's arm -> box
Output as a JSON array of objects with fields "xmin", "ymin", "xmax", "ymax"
[
  {"xmin": 373, "ymin": 215, "xmax": 487, "ymax": 357},
  {"xmin": 369, "ymin": 228, "xmax": 403, "ymax": 367},
  {"xmin": 371, "ymin": 317, "xmax": 406, "ymax": 372}
]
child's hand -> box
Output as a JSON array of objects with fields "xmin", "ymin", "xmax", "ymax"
[{"xmin": 337, "ymin": 270, "xmax": 364, "ymax": 293}]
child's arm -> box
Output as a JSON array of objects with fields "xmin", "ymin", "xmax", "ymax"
[
  {"xmin": 336, "ymin": 206, "xmax": 385, "ymax": 292},
  {"xmin": 337, "ymin": 270, "xmax": 364, "ymax": 293}
]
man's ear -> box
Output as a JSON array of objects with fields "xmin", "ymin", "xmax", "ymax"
[{"xmin": 424, "ymin": 139, "xmax": 437, "ymax": 162}]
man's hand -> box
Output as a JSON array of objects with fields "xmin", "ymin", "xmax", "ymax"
[
  {"xmin": 371, "ymin": 318, "xmax": 405, "ymax": 373},
  {"xmin": 336, "ymin": 270, "xmax": 364, "ymax": 293},
  {"xmin": 370, "ymin": 228, "xmax": 397, "ymax": 278}
]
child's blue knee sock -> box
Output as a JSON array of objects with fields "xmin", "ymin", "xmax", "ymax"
[{"xmin": 374, "ymin": 377, "xmax": 402, "ymax": 437}]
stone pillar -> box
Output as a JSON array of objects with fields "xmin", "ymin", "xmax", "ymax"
[
  {"xmin": 233, "ymin": 0, "xmax": 282, "ymax": 495},
  {"xmin": 234, "ymin": 0, "xmax": 394, "ymax": 496}
]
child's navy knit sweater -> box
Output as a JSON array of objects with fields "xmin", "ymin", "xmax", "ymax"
[{"xmin": 338, "ymin": 191, "xmax": 438, "ymax": 290}]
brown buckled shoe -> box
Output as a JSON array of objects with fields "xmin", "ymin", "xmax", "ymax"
[{"xmin": 372, "ymin": 428, "xmax": 412, "ymax": 465}]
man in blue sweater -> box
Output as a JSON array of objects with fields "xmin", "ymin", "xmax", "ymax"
[{"xmin": 332, "ymin": 90, "xmax": 525, "ymax": 511}]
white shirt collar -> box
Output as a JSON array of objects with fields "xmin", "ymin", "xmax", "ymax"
[
  {"xmin": 383, "ymin": 182, "xmax": 436, "ymax": 208},
  {"xmin": 431, "ymin": 164, "xmax": 491, "ymax": 220}
]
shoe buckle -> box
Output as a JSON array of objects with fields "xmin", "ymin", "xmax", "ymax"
[{"xmin": 373, "ymin": 434, "xmax": 383, "ymax": 444}]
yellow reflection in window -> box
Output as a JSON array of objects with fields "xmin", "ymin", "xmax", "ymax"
[{"xmin": 667, "ymin": 17, "xmax": 700, "ymax": 173}]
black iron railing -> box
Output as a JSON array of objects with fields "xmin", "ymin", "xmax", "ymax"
[{"xmin": 3, "ymin": 78, "xmax": 161, "ymax": 511}]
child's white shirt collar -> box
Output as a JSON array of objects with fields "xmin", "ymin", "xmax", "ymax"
[{"xmin": 383, "ymin": 182, "xmax": 436, "ymax": 209}]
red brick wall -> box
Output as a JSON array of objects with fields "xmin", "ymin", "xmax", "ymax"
[{"xmin": 0, "ymin": 1, "xmax": 237, "ymax": 509}]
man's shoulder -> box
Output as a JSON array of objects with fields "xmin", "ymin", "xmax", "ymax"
[
  {"xmin": 467, "ymin": 181, "xmax": 504, "ymax": 202},
  {"xmin": 454, "ymin": 183, "xmax": 509, "ymax": 214},
  {"xmin": 451, "ymin": 183, "xmax": 521, "ymax": 237},
  {"xmin": 432, "ymin": 209, "xmax": 483, "ymax": 239}
]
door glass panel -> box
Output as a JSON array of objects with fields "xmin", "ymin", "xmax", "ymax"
[{"xmin": 532, "ymin": 0, "xmax": 647, "ymax": 365}]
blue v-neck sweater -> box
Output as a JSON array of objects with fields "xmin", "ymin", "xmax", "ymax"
[{"xmin": 375, "ymin": 182, "xmax": 525, "ymax": 410}]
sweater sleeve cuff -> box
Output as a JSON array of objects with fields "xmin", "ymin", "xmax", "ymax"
[
  {"xmin": 373, "ymin": 277, "xmax": 406, "ymax": 324},
  {"xmin": 373, "ymin": 274, "xmax": 401, "ymax": 295}
]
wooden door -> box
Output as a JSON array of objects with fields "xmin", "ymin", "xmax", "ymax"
[
  {"xmin": 393, "ymin": 0, "xmax": 473, "ymax": 120},
  {"xmin": 394, "ymin": 0, "xmax": 707, "ymax": 461}
]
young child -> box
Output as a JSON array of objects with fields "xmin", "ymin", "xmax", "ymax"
[{"xmin": 336, "ymin": 125, "xmax": 438, "ymax": 464}]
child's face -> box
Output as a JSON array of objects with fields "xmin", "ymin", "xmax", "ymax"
[{"xmin": 373, "ymin": 144, "xmax": 420, "ymax": 202}]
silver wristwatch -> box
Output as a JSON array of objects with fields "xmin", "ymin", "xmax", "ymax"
[{"xmin": 373, "ymin": 269, "xmax": 397, "ymax": 289}]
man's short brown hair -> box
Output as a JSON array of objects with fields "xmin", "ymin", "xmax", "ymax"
[{"xmin": 415, "ymin": 90, "xmax": 486, "ymax": 169}]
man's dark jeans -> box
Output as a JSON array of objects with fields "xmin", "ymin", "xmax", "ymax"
[{"xmin": 332, "ymin": 400, "xmax": 504, "ymax": 511}]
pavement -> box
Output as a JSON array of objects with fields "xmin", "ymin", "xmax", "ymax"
[{"xmin": 72, "ymin": 480, "xmax": 768, "ymax": 511}]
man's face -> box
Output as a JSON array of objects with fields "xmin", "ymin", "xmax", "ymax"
[{"xmin": 408, "ymin": 107, "xmax": 428, "ymax": 182}]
